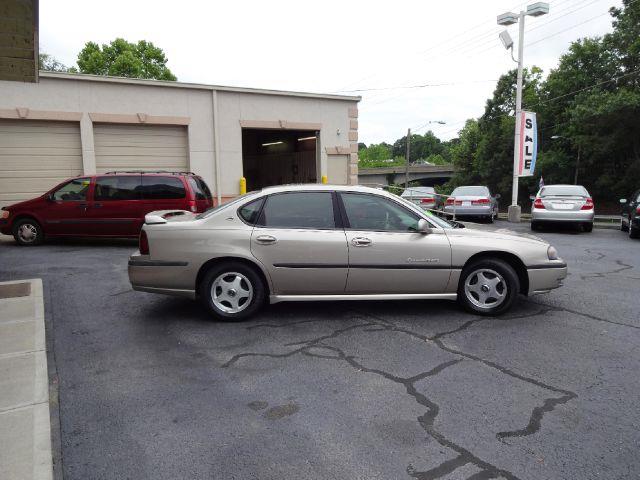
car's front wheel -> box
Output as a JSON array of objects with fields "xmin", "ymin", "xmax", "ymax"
[
  {"xmin": 199, "ymin": 262, "xmax": 266, "ymax": 321},
  {"xmin": 458, "ymin": 258, "xmax": 520, "ymax": 315},
  {"xmin": 12, "ymin": 218, "xmax": 44, "ymax": 246}
]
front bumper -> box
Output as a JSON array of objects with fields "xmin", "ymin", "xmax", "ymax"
[
  {"xmin": 531, "ymin": 208, "xmax": 594, "ymax": 223},
  {"xmin": 0, "ymin": 218, "xmax": 10, "ymax": 235},
  {"xmin": 527, "ymin": 261, "xmax": 568, "ymax": 294},
  {"xmin": 444, "ymin": 205, "xmax": 492, "ymax": 217},
  {"xmin": 128, "ymin": 253, "xmax": 196, "ymax": 299}
]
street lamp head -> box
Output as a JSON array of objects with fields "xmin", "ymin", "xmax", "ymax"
[
  {"xmin": 550, "ymin": 135, "xmax": 563, "ymax": 139},
  {"xmin": 499, "ymin": 30, "xmax": 514, "ymax": 50},
  {"xmin": 526, "ymin": 2, "xmax": 549, "ymax": 17},
  {"xmin": 497, "ymin": 11, "xmax": 518, "ymax": 25}
]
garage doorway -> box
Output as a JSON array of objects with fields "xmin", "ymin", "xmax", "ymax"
[{"xmin": 242, "ymin": 129, "xmax": 318, "ymax": 191}]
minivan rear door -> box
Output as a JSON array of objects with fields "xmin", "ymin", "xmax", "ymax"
[{"xmin": 88, "ymin": 175, "xmax": 143, "ymax": 236}]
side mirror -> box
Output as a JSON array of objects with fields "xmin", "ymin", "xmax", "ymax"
[
  {"xmin": 417, "ymin": 218, "xmax": 432, "ymax": 234},
  {"xmin": 619, "ymin": 199, "xmax": 627, "ymax": 204}
]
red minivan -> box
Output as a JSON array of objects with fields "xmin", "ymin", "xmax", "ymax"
[{"xmin": 0, "ymin": 172, "xmax": 214, "ymax": 246}]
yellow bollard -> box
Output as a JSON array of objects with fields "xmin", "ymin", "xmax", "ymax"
[
  {"xmin": 239, "ymin": 177, "xmax": 247, "ymax": 195},
  {"xmin": 321, "ymin": 175, "xmax": 328, "ymax": 184}
]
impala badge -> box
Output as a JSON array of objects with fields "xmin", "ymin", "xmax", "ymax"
[{"xmin": 407, "ymin": 257, "xmax": 439, "ymax": 263}]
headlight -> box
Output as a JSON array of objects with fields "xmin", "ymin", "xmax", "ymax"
[
  {"xmin": 0, "ymin": 209, "xmax": 9, "ymax": 219},
  {"xmin": 547, "ymin": 245, "xmax": 559, "ymax": 260}
]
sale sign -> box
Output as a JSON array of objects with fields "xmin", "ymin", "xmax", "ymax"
[{"xmin": 517, "ymin": 111, "xmax": 537, "ymax": 177}]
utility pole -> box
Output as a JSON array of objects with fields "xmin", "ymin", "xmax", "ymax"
[
  {"xmin": 404, "ymin": 128, "xmax": 411, "ymax": 189},
  {"xmin": 574, "ymin": 145, "xmax": 581, "ymax": 185}
]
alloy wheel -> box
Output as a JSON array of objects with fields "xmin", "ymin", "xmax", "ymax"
[
  {"xmin": 464, "ymin": 268, "xmax": 507, "ymax": 310},
  {"xmin": 211, "ymin": 272, "xmax": 253, "ymax": 314},
  {"xmin": 17, "ymin": 223, "xmax": 38, "ymax": 244}
]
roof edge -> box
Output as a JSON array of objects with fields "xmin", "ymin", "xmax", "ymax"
[{"xmin": 38, "ymin": 71, "xmax": 361, "ymax": 102}]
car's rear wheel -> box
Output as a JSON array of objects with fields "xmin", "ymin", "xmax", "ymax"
[
  {"xmin": 458, "ymin": 258, "xmax": 520, "ymax": 316},
  {"xmin": 12, "ymin": 218, "xmax": 44, "ymax": 246},
  {"xmin": 630, "ymin": 222, "xmax": 640, "ymax": 239},
  {"xmin": 620, "ymin": 217, "xmax": 629, "ymax": 232},
  {"xmin": 199, "ymin": 262, "xmax": 266, "ymax": 321},
  {"xmin": 582, "ymin": 222, "xmax": 593, "ymax": 233},
  {"xmin": 531, "ymin": 221, "xmax": 540, "ymax": 231}
]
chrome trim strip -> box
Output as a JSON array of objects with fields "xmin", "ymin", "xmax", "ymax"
[
  {"xmin": 269, "ymin": 293, "xmax": 457, "ymax": 304},
  {"xmin": 273, "ymin": 263, "xmax": 456, "ymax": 270},
  {"xmin": 128, "ymin": 260, "xmax": 188, "ymax": 267}
]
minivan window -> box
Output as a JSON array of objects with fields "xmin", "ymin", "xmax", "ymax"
[
  {"xmin": 95, "ymin": 176, "xmax": 141, "ymax": 201},
  {"xmin": 141, "ymin": 176, "xmax": 186, "ymax": 200},
  {"xmin": 52, "ymin": 177, "xmax": 91, "ymax": 201},
  {"xmin": 258, "ymin": 192, "xmax": 335, "ymax": 229},
  {"xmin": 188, "ymin": 177, "xmax": 211, "ymax": 200}
]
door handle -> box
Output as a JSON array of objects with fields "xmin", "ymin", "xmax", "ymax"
[
  {"xmin": 351, "ymin": 237, "xmax": 372, "ymax": 247},
  {"xmin": 255, "ymin": 235, "xmax": 277, "ymax": 245},
  {"xmin": 77, "ymin": 203, "xmax": 88, "ymax": 210}
]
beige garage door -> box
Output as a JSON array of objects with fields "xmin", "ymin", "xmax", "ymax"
[
  {"xmin": 0, "ymin": 120, "xmax": 83, "ymax": 208},
  {"xmin": 94, "ymin": 124, "xmax": 188, "ymax": 174}
]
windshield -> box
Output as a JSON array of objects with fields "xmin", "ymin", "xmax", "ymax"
[
  {"xmin": 195, "ymin": 192, "xmax": 260, "ymax": 219},
  {"xmin": 539, "ymin": 185, "xmax": 589, "ymax": 197},
  {"xmin": 452, "ymin": 186, "xmax": 489, "ymax": 196}
]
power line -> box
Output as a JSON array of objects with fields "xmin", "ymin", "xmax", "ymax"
[{"xmin": 340, "ymin": 79, "xmax": 499, "ymax": 93}]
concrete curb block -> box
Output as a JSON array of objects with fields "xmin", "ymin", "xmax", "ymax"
[{"xmin": 0, "ymin": 279, "xmax": 53, "ymax": 480}]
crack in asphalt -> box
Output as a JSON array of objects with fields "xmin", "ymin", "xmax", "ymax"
[
  {"xmin": 223, "ymin": 305, "xmax": 577, "ymax": 479},
  {"xmin": 580, "ymin": 259, "xmax": 634, "ymax": 280},
  {"xmin": 524, "ymin": 298, "xmax": 640, "ymax": 330}
]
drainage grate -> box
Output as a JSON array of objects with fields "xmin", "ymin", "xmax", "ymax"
[{"xmin": 0, "ymin": 282, "xmax": 31, "ymax": 299}]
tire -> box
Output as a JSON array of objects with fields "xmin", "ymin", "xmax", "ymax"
[
  {"xmin": 487, "ymin": 214, "xmax": 494, "ymax": 224},
  {"xmin": 457, "ymin": 258, "xmax": 520, "ymax": 316},
  {"xmin": 630, "ymin": 223, "xmax": 640, "ymax": 239},
  {"xmin": 12, "ymin": 218, "xmax": 44, "ymax": 246},
  {"xmin": 531, "ymin": 221, "xmax": 540, "ymax": 231},
  {"xmin": 199, "ymin": 261, "xmax": 266, "ymax": 321},
  {"xmin": 582, "ymin": 222, "xmax": 593, "ymax": 233},
  {"xmin": 620, "ymin": 217, "xmax": 629, "ymax": 232}
]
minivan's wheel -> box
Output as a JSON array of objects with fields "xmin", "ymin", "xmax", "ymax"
[
  {"xmin": 12, "ymin": 218, "xmax": 44, "ymax": 246},
  {"xmin": 458, "ymin": 258, "xmax": 520, "ymax": 316},
  {"xmin": 199, "ymin": 262, "xmax": 266, "ymax": 321},
  {"xmin": 582, "ymin": 222, "xmax": 593, "ymax": 233}
]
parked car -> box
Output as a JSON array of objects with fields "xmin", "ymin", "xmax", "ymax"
[
  {"xmin": 443, "ymin": 186, "xmax": 500, "ymax": 222},
  {"xmin": 530, "ymin": 184, "xmax": 594, "ymax": 232},
  {"xmin": 128, "ymin": 184, "xmax": 567, "ymax": 320},
  {"xmin": 400, "ymin": 186, "xmax": 442, "ymax": 211},
  {"xmin": 0, "ymin": 171, "xmax": 213, "ymax": 246},
  {"xmin": 620, "ymin": 189, "xmax": 640, "ymax": 239}
]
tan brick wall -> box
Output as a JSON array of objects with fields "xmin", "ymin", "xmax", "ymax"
[{"xmin": 0, "ymin": 0, "xmax": 37, "ymax": 82}]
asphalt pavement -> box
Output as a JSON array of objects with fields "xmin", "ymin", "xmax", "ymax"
[{"xmin": 0, "ymin": 222, "xmax": 638, "ymax": 480}]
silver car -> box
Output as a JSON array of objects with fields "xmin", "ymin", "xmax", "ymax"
[
  {"xmin": 531, "ymin": 184, "xmax": 594, "ymax": 232},
  {"xmin": 444, "ymin": 186, "xmax": 500, "ymax": 222},
  {"xmin": 400, "ymin": 186, "xmax": 440, "ymax": 211},
  {"xmin": 128, "ymin": 184, "xmax": 566, "ymax": 320}
]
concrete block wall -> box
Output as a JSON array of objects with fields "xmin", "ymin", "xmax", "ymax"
[{"xmin": 0, "ymin": 0, "xmax": 38, "ymax": 83}]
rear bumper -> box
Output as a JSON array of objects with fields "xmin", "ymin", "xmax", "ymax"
[
  {"xmin": 444, "ymin": 205, "xmax": 493, "ymax": 216},
  {"xmin": 531, "ymin": 208, "xmax": 594, "ymax": 223},
  {"xmin": 128, "ymin": 253, "xmax": 195, "ymax": 298},
  {"xmin": 527, "ymin": 262, "xmax": 568, "ymax": 294}
]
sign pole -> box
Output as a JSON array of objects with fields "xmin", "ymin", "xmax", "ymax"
[{"xmin": 508, "ymin": 10, "xmax": 526, "ymax": 223}]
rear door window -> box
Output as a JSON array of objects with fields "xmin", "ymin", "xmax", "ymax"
[
  {"xmin": 258, "ymin": 192, "xmax": 336, "ymax": 229},
  {"xmin": 141, "ymin": 176, "xmax": 186, "ymax": 199},
  {"xmin": 187, "ymin": 177, "xmax": 212, "ymax": 200},
  {"xmin": 238, "ymin": 198, "xmax": 265, "ymax": 225},
  {"xmin": 94, "ymin": 176, "xmax": 141, "ymax": 201}
]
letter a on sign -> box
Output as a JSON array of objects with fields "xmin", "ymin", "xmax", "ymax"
[{"xmin": 518, "ymin": 111, "xmax": 537, "ymax": 177}]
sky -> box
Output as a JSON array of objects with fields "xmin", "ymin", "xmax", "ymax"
[{"xmin": 39, "ymin": 0, "xmax": 623, "ymax": 145}]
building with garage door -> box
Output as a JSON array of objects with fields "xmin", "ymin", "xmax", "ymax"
[{"xmin": 0, "ymin": 72, "xmax": 361, "ymax": 208}]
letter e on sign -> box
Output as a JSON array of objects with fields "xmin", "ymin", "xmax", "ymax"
[{"xmin": 518, "ymin": 111, "xmax": 537, "ymax": 177}]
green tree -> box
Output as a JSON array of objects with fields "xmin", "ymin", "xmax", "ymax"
[
  {"xmin": 76, "ymin": 38, "xmax": 177, "ymax": 81},
  {"xmin": 39, "ymin": 53, "xmax": 75, "ymax": 73}
]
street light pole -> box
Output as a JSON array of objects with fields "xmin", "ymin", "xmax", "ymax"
[{"xmin": 404, "ymin": 128, "xmax": 411, "ymax": 189}]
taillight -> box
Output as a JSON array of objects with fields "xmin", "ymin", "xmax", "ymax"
[
  {"xmin": 472, "ymin": 198, "xmax": 490, "ymax": 205},
  {"xmin": 420, "ymin": 197, "xmax": 434, "ymax": 204},
  {"xmin": 580, "ymin": 198, "xmax": 594, "ymax": 210},
  {"xmin": 188, "ymin": 200, "xmax": 197, "ymax": 213},
  {"xmin": 446, "ymin": 197, "xmax": 455, "ymax": 205},
  {"xmin": 636, "ymin": 206, "xmax": 640, "ymax": 215},
  {"xmin": 139, "ymin": 230, "xmax": 149, "ymax": 255},
  {"xmin": 533, "ymin": 198, "xmax": 545, "ymax": 209}
]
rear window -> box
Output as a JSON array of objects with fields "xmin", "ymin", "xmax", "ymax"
[
  {"xmin": 95, "ymin": 176, "xmax": 141, "ymax": 201},
  {"xmin": 141, "ymin": 176, "xmax": 186, "ymax": 200},
  {"xmin": 452, "ymin": 186, "xmax": 489, "ymax": 196},
  {"xmin": 539, "ymin": 186, "xmax": 589, "ymax": 197},
  {"xmin": 188, "ymin": 176, "xmax": 212, "ymax": 200},
  {"xmin": 401, "ymin": 187, "xmax": 435, "ymax": 197}
]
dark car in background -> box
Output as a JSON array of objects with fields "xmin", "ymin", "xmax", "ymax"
[
  {"xmin": 620, "ymin": 189, "xmax": 640, "ymax": 239},
  {"xmin": 0, "ymin": 171, "xmax": 213, "ymax": 246}
]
